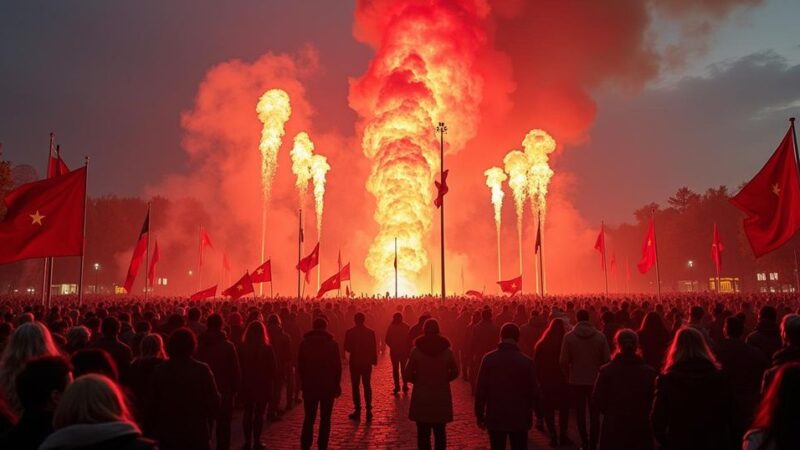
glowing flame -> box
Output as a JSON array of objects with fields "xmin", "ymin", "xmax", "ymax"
[
  {"xmin": 503, "ymin": 150, "xmax": 528, "ymax": 272},
  {"xmin": 290, "ymin": 131, "xmax": 315, "ymax": 203},
  {"xmin": 523, "ymin": 129, "xmax": 557, "ymax": 219},
  {"xmin": 256, "ymin": 89, "xmax": 291, "ymax": 198},
  {"xmin": 310, "ymin": 154, "xmax": 330, "ymax": 236},
  {"xmin": 350, "ymin": 1, "xmax": 489, "ymax": 292},
  {"xmin": 484, "ymin": 167, "xmax": 507, "ymax": 280}
]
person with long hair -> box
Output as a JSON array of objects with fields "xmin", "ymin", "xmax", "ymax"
[
  {"xmin": 239, "ymin": 321, "xmax": 276, "ymax": 450},
  {"xmin": 0, "ymin": 322, "xmax": 60, "ymax": 413},
  {"xmin": 127, "ymin": 334, "xmax": 166, "ymax": 424},
  {"xmin": 651, "ymin": 327, "xmax": 739, "ymax": 450},
  {"xmin": 744, "ymin": 363, "xmax": 800, "ymax": 450},
  {"xmin": 592, "ymin": 329, "xmax": 657, "ymax": 450},
  {"xmin": 38, "ymin": 374, "xmax": 155, "ymax": 450},
  {"xmin": 637, "ymin": 312, "xmax": 671, "ymax": 370},
  {"xmin": 534, "ymin": 318, "xmax": 572, "ymax": 447}
]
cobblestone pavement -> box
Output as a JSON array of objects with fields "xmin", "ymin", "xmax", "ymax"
[{"xmin": 227, "ymin": 352, "xmax": 581, "ymax": 449}]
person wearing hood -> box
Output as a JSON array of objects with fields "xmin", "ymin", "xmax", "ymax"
[
  {"xmin": 344, "ymin": 312, "xmax": 377, "ymax": 421},
  {"xmin": 474, "ymin": 323, "xmax": 539, "ymax": 450},
  {"xmin": 746, "ymin": 306, "xmax": 782, "ymax": 361},
  {"xmin": 470, "ymin": 309, "xmax": 500, "ymax": 394},
  {"xmin": 298, "ymin": 317, "xmax": 341, "ymax": 450},
  {"xmin": 405, "ymin": 318, "xmax": 459, "ymax": 450},
  {"xmin": 39, "ymin": 374, "xmax": 155, "ymax": 450},
  {"xmin": 651, "ymin": 327, "xmax": 740, "ymax": 450},
  {"xmin": 559, "ymin": 309, "xmax": 610, "ymax": 450},
  {"xmin": 762, "ymin": 314, "xmax": 800, "ymax": 392},
  {"xmin": 385, "ymin": 312, "xmax": 411, "ymax": 394},
  {"xmin": 196, "ymin": 314, "xmax": 240, "ymax": 450},
  {"xmin": 591, "ymin": 329, "xmax": 657, "ymax": 450}
]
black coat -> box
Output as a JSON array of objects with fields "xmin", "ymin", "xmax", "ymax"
[
  {"xmin": 92, "ymin": 337, "xmax": 133, "ymax": 380},
  {"xmin": 344, "ymin": 324, "xmax": 378, "ymax": 368},
  {"xmin": 651, "ymin": 358, "xmax": 740, "ymax": 450},
  {"xmin": 637, "ymin": 327, "xmax": 671, "ymax": 371},
  {"xmin": 592, "ymin": 353, "xmax": 657, "ymax": 450},
  {"xmin": 2, "ymin": 410, "xmax": 53, "ymax": 450},
  {"xmin": 762, "ymin": 344, "xmax": 800, "ymax": 392},
  {"xmin": 145, "ymin": 357, "xmax": 220, "ymax": 450},
  {"xmin": 745, "ymin": 321, "xmax": 782, "ymax": 360},
  {"xmin": 475, "ymin": 342, "xmax": 539, "ymax": 432},
  {"xmin": 714, "ymin": 338, "xmax": 769, "ymax": 426},
  {"xmin": 385, "ymin": 321, "xmax": 411, "ymax": 358},
  {"xmin": 127, "ymin": 357, "xmax": 164, "ymax": 421},
  {"xmin": 298, "ymin": 329, "xmax": 341, "ymax": 399},
  {"xmin": 238, "ymin": 343, "xmax": 276, "ymax": 403},
  {"xmin": 38, "ymin": 422, "xmax": 156, "ymax": 450},
  {"xmin": 533, "ymin": 336, "xmax": 569, "ymax": 408},
  {"xmin": 196, "ymin": 329, "xmax": 240, "ymax": 396}
]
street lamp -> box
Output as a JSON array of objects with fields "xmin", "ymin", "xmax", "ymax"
[{"xmin": 93, "ymin": 263, "xmax": 101, "ymax": 294}]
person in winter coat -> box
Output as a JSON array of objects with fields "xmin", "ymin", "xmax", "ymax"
[
  {"xmin": 127, "ymin": 334, "xmax": 166, "ymax": 425},
  {"xmin": 475, "ymin": 323, "xmax": 539, "ymax": 450},
  {"xmin": 145, "ymin": 328, "xmax": 220, "ymax": 450},
  {"xmin": 651, "ymin": 327, "xmax": 739, "ymax": 450},
  {"xmin": 344, "ymin": 312, "xmax": 377, "ymax": 420},
  {"xmin": 238, "ymin": 321, "xmax": 276, "ymax": 450},
  {"xmin": 298, "ymin": 317, "xmax": 341, "ymax": 450},
  {"xmin": 267, "ymin": 314, "xmax": 292, "ymax": 418},
  {"xmin": 762, "ymin": 314, "xmax": 800, "ymax": 392},
  {"xmin": 744, "ymin": 363, "xmax": 800, "ymax": 450},
  {"xmin": 592, "ymin": 329, "xmax": 657, "ymax": 450},
  {"xmin": 713, "ymin": 316, "xmax": 768, "ymax": 430},
  {"xmin": 470, "ymin": 309, "xmax": 500, "ymax": 393},
  {"xmin": 560, "ymin": 309, "xmax": 610, "ymax": 450},
  {"xmin": 39, "ymin": 374, "xmax": 155, "ymax": 450},
  {"xmin": 746, "ymin": 306, "xmax": 782, "ymax": 360},
  {"xmin": 196, "ymin": 314, "xmax": 240, "ymax": 450},
  {"xmin": 637, "ymin": 312, "xmax": 671, "ymax": 370},
  {"xmin": 534, "ymin": 319, "xmax": 572, "ymax": 447},
  {"xmin": 91, "ymin": 317, "xmax": 133, "ymax": 383},
  {"xmin": 385, "ymin": 312, "xmax": 411, "ymax": 394},
  {"xmin": 405, "ymin": 319, "xmax": 459, "ymax": 450}
]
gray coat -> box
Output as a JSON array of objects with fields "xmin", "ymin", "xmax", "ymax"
[
  {"xmin": 405, "ymin": 334, "xmax": 459, "ymax": 424},
  {"xmin": 559, "ymin": 321, "xmax": 610, "ymax": 385}
]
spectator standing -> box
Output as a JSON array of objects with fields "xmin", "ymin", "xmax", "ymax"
[
  {"xmin": 239, "ymin": 321, "xmax": 276, "ymax": 450},
  {"xmin": 298, "ymin": 318, "xmax": 341, "ymax": 450},
  {"xmin": 744, "ymin": 363, "xmax": 800, "ymax": 450},
  {"xmin": 385, "ymin": 312, "xmax": 411, "ymax": 394},
  {"xmin": 344, "ymin": 312, "xmax": 377, "ymax": 420}
]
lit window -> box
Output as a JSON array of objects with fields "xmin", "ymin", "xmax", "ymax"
[
  {"xmin": 757, "ymin": 273, "xmax": 767, "ymax": 281},
  {"xmin": 770, "ymin": 272, "xmax": 779, "ymax": 281}
]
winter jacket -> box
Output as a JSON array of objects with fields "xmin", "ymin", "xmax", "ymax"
[
  {"xmin": 405, "ymin": 334, "xmax": 459, "ymax": 424},
  {"xmin": 651, "ymin": 358, "xmax": 740, "ymax": 450},
  {"xmin": 344, "ymin": 324, "xmax": 378, "ymax": 368},
  {"xmin": 746, "ymin": 321, "xmax": 782, "ymax": 360},
  {"xmin": 714, "ymin": 337, "xmax": 769, "ymax": 426},
  {"xmin": 196, "ymin": 329, "xmax": 240, "ymax": 396},
  {"xmin": 559, "ymin": 321, "xmax": 610, "ymax": 385},
  {"xmin": 762, "ymin": 344, "xmax": 800, "ymax": 392},
  {"xmin": 475, "ymin": 342, "xmax": 539, "ymax": 432},
  {"xmin": 39, "ymin": 421, "xmax": 155, "ymax": 450},
  {"xmin": 92, "ymin": 337, "xmax": 133, "ymax": 381},
  {"xmin": 470, "ymin": 320, "xmax": 500, "ymax": 364},
  {"xmin": 2, "ymin": 410, "xmax": 53, "ymax": 450},
  {"xmin": 385, "ymin": 321, "xmax": 411, "ymax": 358},
  {"xmin": 297, "ymin": 329, "xmax": 341, "ymax": 399},
  {"xmin": 592, "ymin": 353, "xmax": 657, "ymax": 450},
  {"xmin": 238, "ymin": 343, "xmax": 276, "ymax": 403}
]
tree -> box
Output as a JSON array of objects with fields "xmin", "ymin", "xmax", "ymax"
[
  {"xmin": 668, "ymin": 187, "xmax": 700, "ymax": 212},
  {"xmin": 0, "ymin": 144, "xmax": 13, "ymax": 219}
]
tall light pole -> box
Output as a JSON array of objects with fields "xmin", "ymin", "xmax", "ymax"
[
  {"xmin": 436, "ymin": 122, "xmax": 447, "ymax": 303},
  {"xmin": 93, "ymin": 263, "xmax": 101, "ymax": 294}
]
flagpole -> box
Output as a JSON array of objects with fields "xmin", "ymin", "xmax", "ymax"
[
  {"xmin": 602, "ymin": 221, "xmax": 609, "ymax": 297},
  {"xmin": 297, "ymin": 209, "xmax": 302, "ymax": 301},
  {"xmin": 652, "ymin": 210, "xmax": 662, "ymax": 300},
  {"xmin": 437, "ymin": 122, "xmax": 447, "ymax": 302},
  {"xmin": 144, "ymin": 202, "xmax": 151, "ymax": 300},
  {"xmin": 198, "ymin": 226, "xmax": 202, "ymax": 292},
  {"xmin": 77, "ymin": 157, "xmax": 89, "ymax": 306},
  {"xmin": 537, "ymin": 211, "xmax": 545, "ymax": 297},
  {"xmin": 430, "ymin": 262, "xmax": 434, "ymax": 296},
  {"xmin": 41, "ymin": 133, "xmax": 54, "ymax": 306},
  {"xmin": 337, "ymin": 250, "xmax": 342, "ymax": 297},
  {"xmin": 394, "ymin": 237, "xmax": 398, "ymax": 298},
  {"xmin": 260, "ymin": 201, "xmax": 266, "ymax": 298},
  {"xmin": 794, "ymin": 248, "xmax": 800, "ymax": 294},
  {"xmin": 790, "ymin": 118, "xmax": 798, "ymax": 175}
]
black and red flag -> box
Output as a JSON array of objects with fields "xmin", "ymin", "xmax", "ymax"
[
  {"xmin": 730, "ymin": 120, "xmax": 800, "ymax": 257},
  {"xmin": 251, "ymin": 259, "xmax": 272, "ymax": 283},
  {"xmin": 199, "ymin": 227, "xmax": 214, "ymax": 266},
  {"xmin": 47, "ymin": 144, "xmax": 69, "ymax": 178},
  {"xmin": 123, "ymin": 211, "xmax": 150, "ymax": 293},
  {"xmin": 296, "ymin": 243, "xmax": 319, "ymax": 283},
  {"xmin": 497, "ymin": 275, "xmax": 522, "ymax": 296},
  {"xmin": 0, "ymin": 167, "xmax": 86, "ymax": 264},
  {"xmin": 222, "ymin": 272, "xmax": 254, "ymax": 300},
  {"xmin": 191, "ymin": 285, "xmax": 217, "ymax": 301},
  {"xmin": 434, "ymin": 169, "xmax": 449, "ymax": 208},
  {"xmin": 147, "ymin": 239, "xmax": 160, "ymax": 287}
]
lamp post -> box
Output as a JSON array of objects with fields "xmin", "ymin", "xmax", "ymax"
[{"xmin": 93, "ymin": 263, "xmax": 101, "ymax": 294}]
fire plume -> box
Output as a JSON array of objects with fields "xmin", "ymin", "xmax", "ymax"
[
  {"xmin": 310, "ymin": 154, "xmax": 330, "ymax": 237},
  {"xmin": 523, "ymin": 129, "xmax": 557, "ymax": 219},
  {"xmin": 503, "ymin": 149, "xmax": 528, "ymax": 272},
  {"xmin": 350, "ymin": 0, "xmax": 490, "ymax": 292},
  {"xmin": 484, "ymin": 167, "xmax": 507, "ymax": 280},
  {"xmin": 255, "ymin": 89, "xmax": 291, "ymax": 198},
  {"xmin": 290, "ymin": 131, "xmax": 315, "ymax": 203}
]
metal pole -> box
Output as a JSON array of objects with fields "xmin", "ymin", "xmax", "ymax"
[
  {"xmin": 537, "ymin": 211, "xmax": 545, "ymax": 297},
  {"xmin": 437, "ymin": 122, "xmax": 447, "ymax": 302},
  {"xmin": 41, "ymin": 133, "xmax": 54, "ymax": 306},
  {"xmin": 198, "ymin": 225, "xmax": 202, "ymax": 291},
  {"xmin": 602, "ymin": 221, "xmax": 608, "ymax": 297},
  {"xmin": 78, "ymin": 157, "xmax": 89, "ymax": 306},
  {"xmin": 395, "ymin": 237, "xmax": 399, "ymax": 298},
  {"xmin": 652, "ymin": 210, "xmax": 662, "ymax": 299},
  {"xmin": 297, "ymin": 209, "xmax": 302, "ymax": 301},
  {"xmin": 260, "ymin": 201, "xmax": 266, "ymax": 297},
  {"xmin": 144, "ymin": 202, "xmax": 151, "ymax": 300},
  {"xmin": 794, "ymin": 248, "xmax": 800, "ymax": 294}
]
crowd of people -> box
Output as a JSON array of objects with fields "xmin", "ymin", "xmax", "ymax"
[{"xmin": 0, "ymin": 292, "xmax": 798, "ymax": 450}]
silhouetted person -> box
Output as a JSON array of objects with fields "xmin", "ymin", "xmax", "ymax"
[
  {"xmin": 91, "ymin": 317, "xmax": 132, "ymax": 382},
  {"xmin": 405, "ymin": 319, "xmax": 458, "ymax": 450},
  {"xmin": 746, "ymin": 306, "xmax": 782, "ymax": 360},
  {"xmin": 385, "ymin": 312, "xmax": 411, "ymax": 394},
  {"xmin": 535, "ymin": 318, "xmax": 572, "ymax": 447},
  {"xmin": 3, "ymin": 356, "xmax": 72, "ymax": 450},
  {"xmin": 127, "ymin": 334, "xmax": 166, "ymax": 424},
  {"xmin": 267, "ymin": 314, "xmax": 292, "ymax": 418},
  {"xmin": 196, "ymin": 314, "xmax": 240, "ymax": 450},
  {"xmin": 71, "ymin": 348, "xmax": 119, "ymax": 380},
  {"xmin": 239, "ymin": 321, "xmax": 276, "ymax": 450},
  {"xmin": 745, "ymin": 363, "xmax": 800, "ymax": 450},
  {"xmin": 713, "ymin": 316, "xmax": 768, "ymax": 430},
  {"xmin": 470, "ymin": 309, "xmax": 500, "ymax": 393},
  {"xmin": 560, "ymin": 309, "xmax": 610, "ymax": 450},
  {"xmin": 651, "ymin": 327, "xmax": 739, "ymax": 450},
  {"xmin": 762, "ymin": 314, "xmax": 800, "ymax": 392},
  {"xmin": 592, "ymin": 329, "xmax": 657, "ymax": 450},
  {"xmin": 298, "ymin": 317, "xmax": 341, "ymax": 450},
  {"xmin": 475, "ymin": 323, "xmax": 539, "ymax": 450},
  {"xmin": 146, "ymin": 328, "xmax": 220, "ymax": 450},
  {"xmin": 637, "ymin": 312, "xmax": 671, "ymax": 370},
  {"xmin": 344, "ymin": 312, "xmax": 377, "ymax": 420}
]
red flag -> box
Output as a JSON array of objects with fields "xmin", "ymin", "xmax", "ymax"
[
  {"xmin": 340, "ymin": 262, "xmax": 351, "ymax": 282},
  {"xmin": 730, "ymin": 122, "xmax": 800, "ymax": 257},
  {"xmin": 594, "ymin": 224, "xmax": 606, "ymax": 270},
  {"xmin": 466, "ymin": 290, "xmax": 483, "ymax": 298},
  {"xmin": 190, "ymin": 285, "xmax": 217, "ymax": 301},
  {"xmin": 0, "ymin": 167, "xmax": 86, "ymax": 264},
  {"xmin": 296, "ymin": 243, "xmax": 319, "ymax": 283},
  {"xmin": 47, "ymin": 146, "xmax": 70, "ymax": 179},
  {"xmin": 147, "ymin": 239, "xmax": 160, "ymax": 287},
  {"xmin": 251, "ymin": 259, "xmax": 272, "ymax": 283},
  {"xmin": 609, "ymin": 252, "xmax": 617, "ymax": 274},
  {"xmin": 199, "ymin": 227, "xmax": 214, "ymax": 266},
  {"xmin": 637, "ymin": 218, "xmax": 657, "ymax": 274},
  {"xmin": 497, "ymin": 276, "xmax": 522, "ymax": 296},
  {"xmin": 434, "ymin": 169, "xmax": 449, "ymax": 208},
  {"xmin": 711, "ymin": 223, "xmax": 724, "ymax": 273},
  {"xmin": 123, "ymin": 212, "xmax": 150, "ymax": 293},
  {"xmin": 222, "ymin": 272, "xmax": 254, "ymax": 299},
  {"xmin": 316, "ymin": 269, "xmax": 342, "ymax": 299}
]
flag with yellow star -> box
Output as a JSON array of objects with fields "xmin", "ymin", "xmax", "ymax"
[
  {"xmin": 222, "ymin": 271, "xmax": 254, "ymax": 299},
  {"xmin": 637, "ymin": 217, "xmax": 657, "ymax": 274},
  {"xmin": 0, "ymin": 167, "xmax": 86, "ymax": 264},
  {"xmin": 251, "ymin": 259, "xmax": 272, "ymax": 283},
  {"xmin": 731, "ymin": 121, "xmax": 800, "ymax": 257}
]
